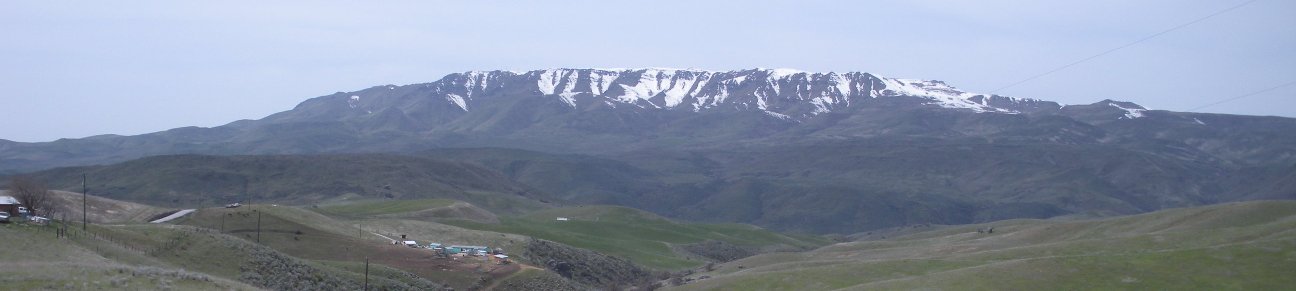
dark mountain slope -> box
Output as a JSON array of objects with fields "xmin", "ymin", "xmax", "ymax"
[
  {"xmin": 414, "ymin": 139, "xmax": 1284, "ymax": 234},
  {"xmin": 647, "ymin": 140, "xmax": 1232, "ymax": 233}
]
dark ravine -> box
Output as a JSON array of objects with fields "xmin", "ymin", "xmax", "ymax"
[{"xmin": 2, "ymin": 68, "xmax": 1293, "ymax": 234}]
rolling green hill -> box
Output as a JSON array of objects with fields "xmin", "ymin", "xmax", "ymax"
[
  {"xmin": 38, "ymin": 190, "xmax": 170, "ymax": 224},
  {"xmin": 9, "ymin": 192, "xmax": 738, "ymax": 290},
  {"xmin": 0, "ymin": 224, "xmax": 258, "ymax": 290},
  {"xmin": 173, "ymin": 204, "xmax": 527, "ymax": 290},
  {"xmin": 420, "ymin": 148, "xmax": 668, "ymax": 204},
  {"xmin": 315, "ymin": 198, "xmax": 500, "ymax": 223},
  {"xmin": 6, "ymin": 191, "xmax": 1290, "ymax": 290},
  {"xmin": 444, "ymin": 205, "xmax": 832, "ymax": 270},
  {"xmin": 672, "ymin": 201, "xmax": 1296, "ymax": 290},
  {"xmin": 0, "ymin": 217, "xmax": 444, "ymax": 290},
  {"xmin": 16, "ymin": 154, "xmax": 557, "ymax": 214},
  {"xmin": 10, "ymin": 146, "xmax": 1292, "ymax": 236},
  {"xmin": 418, "ymin": 144, "xmax": 1294, "ymax": 235},
  {"xmin": 316, "ymin": 198, "xmax": 457, "ymax": 217}
]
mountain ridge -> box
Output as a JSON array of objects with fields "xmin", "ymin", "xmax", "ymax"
[
  {"xmin": 0, "ymin": 67, "xmax": 1097, "ymax": 173},
  {"xmin": 330, "ymin": 68, "xmax": 1058, "ymax": 119},
  {"xmin": 2, "ymin": 68, "xmax": 1293, "ymax": 234}
]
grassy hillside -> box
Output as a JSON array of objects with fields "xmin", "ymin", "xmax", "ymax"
[
  {"xmin": 0, "ymin": 223, "xmax": 258, "ymax": 290},
  {"xmin": 420, "ymin": 148, "xmax": 670, "ymax": 203},
  {"xmin": 13, "ymin": 146, "xmax": 1289, "ymax": 237},
  {"xmin": 56, "ymin": 192, "xmax": 169, "ymax": 224},
  {"xmin": 316, "ymin": 198, "xmax": 457, "ymax": 217},
  {"xmin": 1, "ymin": 190, "xmax": 172, "ymax": 224},
  {"xmin": 2, "ymin": 192, "xmax": 586, "ymax": 290},
  {"xmin": 0, "ymin": 218, "xmax": 448, "ymax": 290},
  {"xmin": 445, "ymin": 205, "xmax": 832, "ymax": 270},
  {"xmin": 673, "ymin": 201, "xmax": 1296, "ymax": 290},
  {"xmin": 316, "ymin": 198, "xmax": 500, "ymax": 223},
  {"xmin": 175, "ymin": 204, "xmax": 545, "ymax": 290},
  {"xmin": 16, "ymin": 154, "xmax": 556, "ymax": 214},
  {"xmin": 176, "ymin": 204, "xmax": 428, "ymax": 264}
]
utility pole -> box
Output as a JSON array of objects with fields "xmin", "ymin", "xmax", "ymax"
[
  {"xmin": 255, "ymin": 210, "xmax": 261, "ymax": 243},
  {"xmin": 364, "ymin": 258, "xmax": 370, "ymax": 291},
  {"xmin": 82, "ymin": 174, "xmax": 87, "ymax": 231}
]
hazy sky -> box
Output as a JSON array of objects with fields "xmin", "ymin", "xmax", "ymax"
[{"xmin": 3, "ymin": 0, "xmax": 1293, "ymax": 142}]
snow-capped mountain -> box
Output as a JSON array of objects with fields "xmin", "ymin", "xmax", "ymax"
[
  {"xmin": 3, "ymin": 67, "xmax": 1294, "ymax": 175},
  {"xmin": 335, "ymin": 68, "xmax": 1059, "ymax": 121},
  {"xmin": 3, "ymin": 67, "xmax": 1294, "ymax": 234}
]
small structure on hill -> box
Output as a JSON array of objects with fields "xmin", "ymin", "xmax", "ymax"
[
  {"xmin": 402, "ymin": 240, "xmax": 419, "ymax": 248},
  {"xmin": 556, "ymin": 217, "xmax": 570, "ymax": 221},
  {"xmin": 0, "ymin": 196, "xmax": 20, "ymax": 217},
  {"xmin": 447, "ymin": 245, "xmax": 490, "ymax": 255}
]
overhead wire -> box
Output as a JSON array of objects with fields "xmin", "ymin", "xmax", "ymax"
[
  {"xmin": 1186, "ymin": 79, "xmax": 1296, "ymax": 112},
  {"xmin": 988, "ymin": 0, "xmax": 1261, "ymax": 95}
]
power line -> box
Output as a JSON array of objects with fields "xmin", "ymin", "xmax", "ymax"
[
  {"xmin": 990, "ymin": 0, "xmax": 1260, "ymax": 94},
  {"xmin": 1185, "ymin": 79, "xmax": 1296, "ymax": 112}
]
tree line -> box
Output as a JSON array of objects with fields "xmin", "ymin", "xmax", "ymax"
[{"xmin": 7, "ymin": 176, "xmax": 57, "ymax": 217}]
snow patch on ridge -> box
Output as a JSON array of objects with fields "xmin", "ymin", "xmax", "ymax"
[
  {"xmin": 764, "ymin": 110, "xmax": 792, "ymax": 120},
  {"xmin": 831, "ymin": 73, "xmax": 853, "ymax": 98},
  {"xmin": 558, "ymin": 92, "xmax": 578, "ymax": 107},
  {"xmin": 537, "ymin": 70, "xmax": 564, "ymax": 95},
  {"xmin": 589, "ymin": 70, "xmax": 618, "ymax": 96},
  {"xmin": 874, "ymin": 77, "xmax": 1013, "ymax": 113},
  {"xmin": 447, "ymin": 68, "xmax": 1045, "ymax": 119},
  {"xmin": 614, "ymin": 68, "xmax": 696, "ymax": 107},
  {"xmin": 463, "ymin": 73, "xmax": 490, "ymax": 98},
  {"xmin": 662, "ymin": 72, "xmax": 705, "ymax": 107},
  {"xmin": 1109, "ymin": 102, "xmax": 1145, "ymax": 119},
  {"xmin": 767, "ymin": 68, "xmax": 805, "ymax": 79},
  {"xmin": 447, "ymin": 94, "xmax": 468, "ymax": 111}
]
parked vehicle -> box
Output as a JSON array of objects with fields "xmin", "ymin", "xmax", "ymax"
[
  {"xmin": 27, "ymin": 216, "xmax": 49, "ymax": 225},
  {"xmin": 0, "ymin": 212, "xmax": 10, "ymax": 223}
]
